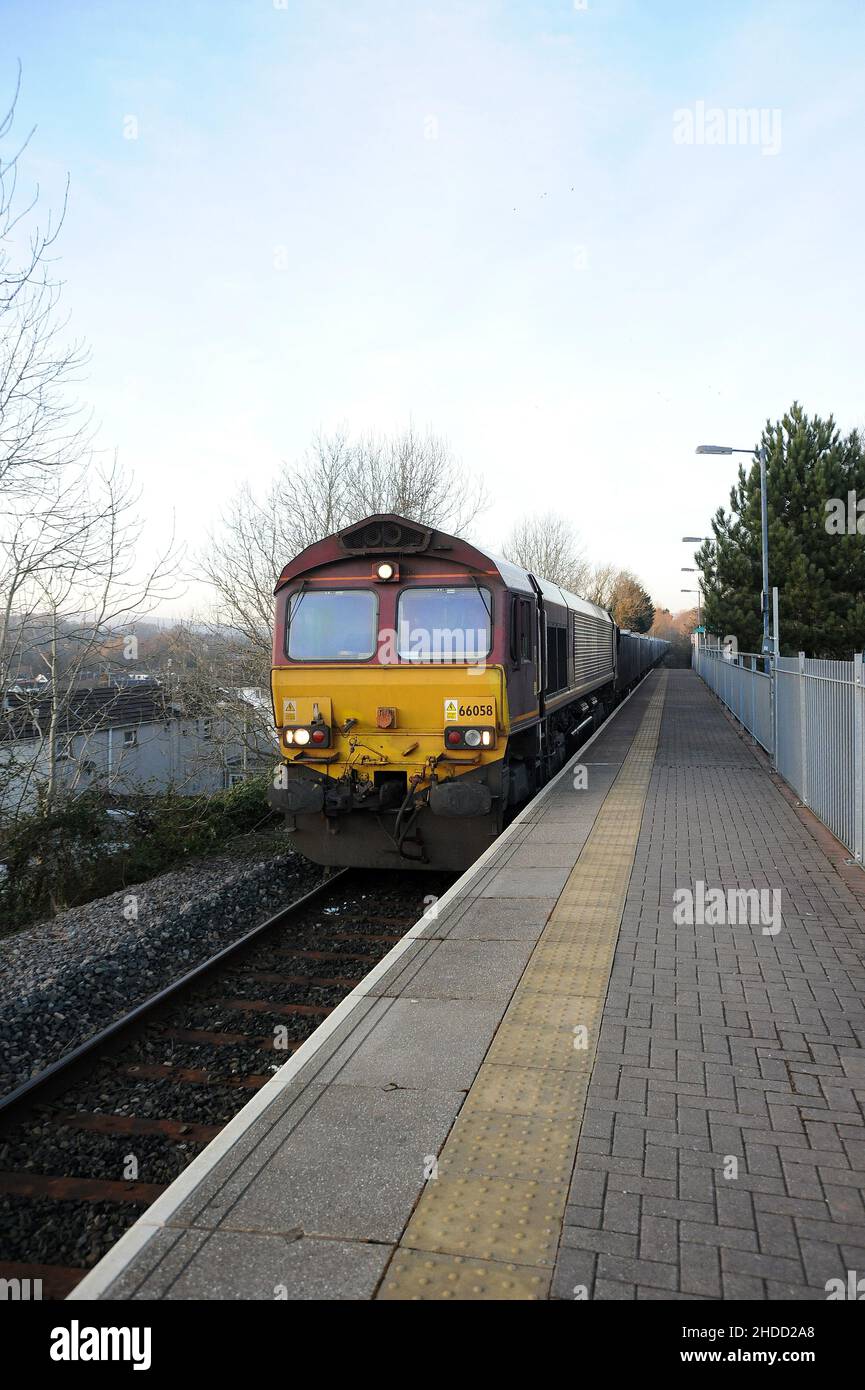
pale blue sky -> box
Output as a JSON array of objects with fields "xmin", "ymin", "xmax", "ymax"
[{"xmin": 4, "ymin": 0, "xmax": 865, "ymax": 614}]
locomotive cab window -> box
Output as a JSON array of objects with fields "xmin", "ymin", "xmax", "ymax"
[
  {"xmin": 545, "ymin": 623, "xmax": 569, "ymax": 693},
  {"xmin": 286, "ymin": 589, "xmax": 378, "ymax": 660},
  {"xmin": 511, "ymin": 596, "xmax": 533, "ymax": 663},
  {"xmin": 397, "ymin": 586, "xmax": 491, "ymax": 661}
]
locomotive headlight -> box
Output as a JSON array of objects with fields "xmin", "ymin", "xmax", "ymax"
[
  {"xmin": 443, "ymin": 726, "xmax": 495, "ymax": 750},
  {"xmin": 284, "ymin": 730, "xmax": 294, "ymax": 744},
  {"xmin": 376, "ymin": 562, "xmax": 394, "ymax": 580},
  {"xmin": 294, "ymin": 728, "xmax": 311, "ymax": 745}
]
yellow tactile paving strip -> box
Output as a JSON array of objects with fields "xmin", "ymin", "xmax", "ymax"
[{"xmin": 377, "ymin": 673, "xmax": 668, "ymax": 1300}]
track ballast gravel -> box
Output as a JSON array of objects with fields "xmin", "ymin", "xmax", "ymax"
[{"xmin": 0, "ymin": 846, "xmax": 326, "ymax": 1095}]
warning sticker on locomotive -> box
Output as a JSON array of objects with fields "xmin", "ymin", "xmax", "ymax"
[
  {"xmin": 283, "ymin": 698, "xmax": 297, "ymax": 722},
  {"xmin": 444, "ymin": 699, "xmax": 494, "ymax": 721}
]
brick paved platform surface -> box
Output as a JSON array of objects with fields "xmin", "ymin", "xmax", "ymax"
[{"xmin": 553, "ymin": 670, "xmax": 865, "ymax": 1301}]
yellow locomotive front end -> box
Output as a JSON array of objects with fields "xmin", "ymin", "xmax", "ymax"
[
  {"xmin": 267, "ymin": 516, "xmax": 516, "ymax": 871},
  {"xmin": 270, "ymin": 663, "xmax": 508, "ymax": 868}
]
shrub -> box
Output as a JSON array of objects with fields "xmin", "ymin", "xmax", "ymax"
[{"xmin": 0, "ymin": 777, "xmax": 273, "ymax": 933}]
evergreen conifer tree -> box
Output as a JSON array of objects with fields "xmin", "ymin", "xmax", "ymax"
[{"xmin": 696, "ymin": 404, "xmax": 865, "ymax": 657}]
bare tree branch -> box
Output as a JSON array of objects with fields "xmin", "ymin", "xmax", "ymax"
[
  {"xmin": 200, "ymin": 425, "xmax": 489, "ymax": 670},
  {"xmin": 503, "ymin": 512, "xmax": 589, "ymax": 594},
  {"xmin": 0, "ymin": 65, "xmax": 85, "ymax": 494}
]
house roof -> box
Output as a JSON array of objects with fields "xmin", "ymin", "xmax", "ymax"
[{"xmin": 0, "ymin": 683, "xmax": 173, "ymax": 743}]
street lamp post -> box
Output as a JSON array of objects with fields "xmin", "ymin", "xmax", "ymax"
[
  {"xmin": 681, "ymin": 568, "xmax": 702, "ymax": 628},
  {"xmin": 696, "ymin": 443, "xmax": 771, "ymax": 659},
  {"xmin": 681, "ymin": 539, "xmax": 707, "ymax": 638},
  {"xmin": 681, "ymin": 587, "xmax": 702, "ymax": 627}
]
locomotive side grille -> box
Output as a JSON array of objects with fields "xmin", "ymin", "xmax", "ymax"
[{"xmin": 572, "ymin": 611, "xmax": 614, "ymax": 687}]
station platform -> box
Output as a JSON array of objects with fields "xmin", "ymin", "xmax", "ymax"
[{"xmin": 71, "ymin": 669, "xmax": 865, "ymax": 1301}]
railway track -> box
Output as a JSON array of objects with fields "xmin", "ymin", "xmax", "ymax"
[{"xmin": 0, "ymin": 867, "xmax": 453, "ymax": 1300}]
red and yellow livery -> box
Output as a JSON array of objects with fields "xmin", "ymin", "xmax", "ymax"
[{"xmin": 268, "ymin": 515, "xmax": 666, "ymax": 871}]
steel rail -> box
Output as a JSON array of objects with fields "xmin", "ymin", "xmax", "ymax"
[{"xmin": 0, "ymin": 868, "xmax": 351, "ymax": 1123}]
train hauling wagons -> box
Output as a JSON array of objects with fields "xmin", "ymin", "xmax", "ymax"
[{"xmin": 268, "ymin": 514, "xmax": 668, "ymax": 872}]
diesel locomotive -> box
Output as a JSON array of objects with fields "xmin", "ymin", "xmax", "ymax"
[{"xmin": 268, "ymin": 514, "xmax": 667, "ymax": 871}]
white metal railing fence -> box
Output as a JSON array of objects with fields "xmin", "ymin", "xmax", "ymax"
[
  {"xmin": 693, "ymin": 644, "xmax": 773, "ymax": 753},
  {"xmin": 693, "ymin": 641, "xmax": 865, "ymax": 865},
  {"xmin": 774, "ymin": 655, "xmax": 862, "ymax": 862}
]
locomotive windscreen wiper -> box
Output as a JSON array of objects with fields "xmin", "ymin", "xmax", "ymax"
[
  {"xmin": 470, "ymin": 575, "xmax": 492, "ymax": 620},
  {"xmin": 289, "ymin": 583, "xmax": 308, "ymax": 619}
]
